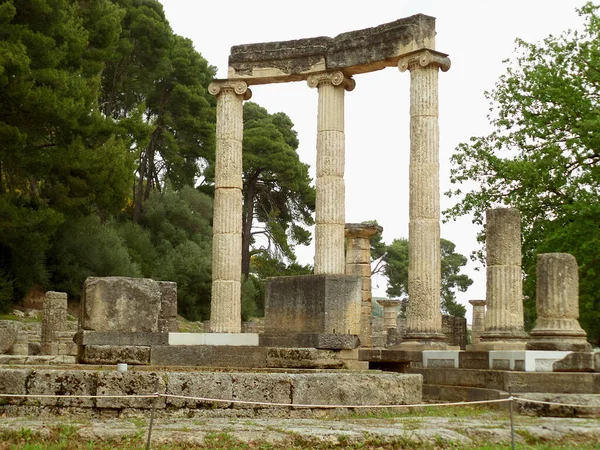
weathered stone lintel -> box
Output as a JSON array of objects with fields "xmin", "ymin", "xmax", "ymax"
[{"xmin": 228, "ymin": 14, "xmax": 437, "ymax": 83}]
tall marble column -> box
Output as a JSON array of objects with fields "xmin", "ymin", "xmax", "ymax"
[
  {"xmin": 397, "ymin": 50, "xmax": 450, "ymax": 348},
  {"xmin": 345, "ymin": 223, "xmax": 383, "ymax": 347},
  {"xmin": 208, "ymin": 80, "xmax": 252, "ymax": 333},
  {"xmin": 527, "ymin": 253, "xmax": 591, "ymax": 351},
  {"xmin": 478, "ymin": 208, "xmax": 528, "ymax": 349},
  {"xmin": 469, "ymin": 299, "xmax": 486, "ymax": 345},
  {"xmin": 307, "ymin": 72, "xmax": 355, "ymax": 275}
]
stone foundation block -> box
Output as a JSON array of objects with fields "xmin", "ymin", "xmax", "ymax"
[
  {"xmin": 553, "ymin": 353, "xmax": 600, "ymax": 373},
  {"xmin": 168, "ymin": 332, "xmax": 259, "ymax": 346},
  {"xmin": 231, "ymin": 373, "xmax": 293, "ymax": 408},
  {"xmin": 74, "ymin": 330, "xmax": 169, "ymax": 346},
  {"xmin": 151, "ymin": 345, "xmax": 268, "ymax": 368},
  {"xmin": 265, "ymin": 274, "xmax": 361, "ymax": 335},
  {"xmin": 459, "ymin": 351, "xmax": 489, "ymax": 369},
  {"xmin": 164, "ymin": 372, "xmax": 233, "ymax": 408},
  {"xmin": 80, "ymin": 345, "xmax": 151, "ymax": 365},
  {"xmin": 266, "ymin": 348, "xmax": 344, "ymax": 369},
  {"xmin": 259, "ymin": 333, "xmax": 359, "ymax": 349},
  {"xmin": 292, "ymin": 373, "xmax": 421, "ymax": 406},
  {"xmin": 0, "ymin": 368, "xmax": 30, "ymax": 404},
  {"xmin": 96, "ymin": 371, "xmax": 164, "ymax": 409},
  {"xmin": 26, "ymin": 370, "xmax": 97, "ymax": 407},
  {"xmin": 81, "ymin": 277, "xmax": 161, "ymax": 332},
  {"xmin": 423, "ymin": 350, "xmax": 459, "ymax": 368}
]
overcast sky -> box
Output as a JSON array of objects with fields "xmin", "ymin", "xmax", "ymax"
[{"xmin": 160, "ymin": 0, "xmax": 586, "ymax": 321}]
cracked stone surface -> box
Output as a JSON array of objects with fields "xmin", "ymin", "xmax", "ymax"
[{"xmin": 0, "ymin": 414, "xmax": 598, "ymax": 447}]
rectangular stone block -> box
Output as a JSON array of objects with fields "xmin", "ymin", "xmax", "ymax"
[
  {"xmin": 81, "ymin": 277, "xmax": 161, "ymax": 332},
  {"xmin": 168, "ymin": 333, "xmax": 259, "ymax": 346},
  {"xmin": 231, "ymin": 373, "xmax": 293, "ymax": 408},
  {"xmin": 265, "ymin": 274, "xmax": 361, "ymax": 335},
  {"xmin": 292, "ymin": 373, "xmax": 421, "ymax": 406},
  {"xmin": 0, "ymin": 368, "xmax": 30, "ymax": 405},
  {"xmin": 74, "ymin": 330, "xmax": 168, "ymax": 346},
  {"xmin": 26, "ymin": 370, "xmax": 97, "ymax": 407},
  {"xmin": 423, "ymin": 351, "xmax": 459, "ymax": 368},
  {"xmin": 459, "ymin": 351, "xmax": 489, "ymax": 369},
  {"xmin": 259, "ymin": 333, "xmax": 359, "ymax": 349},
  {"xmin": 553, "ymin": 352, "xmax": 600, "ymax": 372},
  {"xmin": 151, "ymin": 345, "xmax": 268, "ymax": 368},
  {"xmin": 80, "ymin": 345, "xmax": 151, "ymax": 365},
  {"xmin": 157, "ymin": 281, "xmax": 178, "ymax": 318},
  {"xmin": 165, "ymin": 372, "xmax": 233, "ymax": 408},
  {"xmin": 359, "ymin": 348, "xmax": 423, "ymax": 363},
  {"xmin": 266, "ymin": 348, "xmax": 344, "ymax": 369},
  {"xmin": 96, "ymin": 371, "xmax": 164, "ymax": 409}
]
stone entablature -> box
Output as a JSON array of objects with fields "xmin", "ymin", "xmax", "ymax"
[{"xmin": 228, "ymin": 14, "xmax": 436, "ymax": 83}]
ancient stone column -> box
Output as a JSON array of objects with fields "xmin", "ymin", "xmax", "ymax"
[
  {"xmin": 345, "ymin": 223, "xmax": 383, "ymax": 347},
  {"xmin": 469, "ymin": 299, "xmax": 486, "ymax": 345},
  {"xmin": 377, "ymin": 299, "xmax": 402, "ymax": 329},
  {"xmin": 527, "ymin": 253, "xmax": 591, "ymax": 351},
  {"xmin": 208, "ymin": 80, "xmax": 252, "ymax": 333},
  {"xmin": 307, "ymin": 72, "xmax": 355, "ymax": 275},
  {"xmin": 41, "ymin": 291, "xmax": 68, "ymax": 355},
  {"xmin": 397, "ymin": 50, "xmax": 450, "ymax": 348},
  {"xmin": 479, "ymin": 208, "xmax": 528, "ymax": 349}
]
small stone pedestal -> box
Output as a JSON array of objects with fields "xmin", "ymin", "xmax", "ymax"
[
  {"xmin": 527, "ymin": 253, "xmax": 591, "ymax": 352},
  {"xmin": 377, "ymin": 299, "xmax": 401, "ymax": 330},
  {"xmin": 468, "ymin": 299, "xmax": 486, "ymax": 345}
]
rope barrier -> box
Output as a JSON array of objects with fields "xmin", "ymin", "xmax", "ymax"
[
  {"xmin": 0, "ymin": 392, "xmax": 597, "ymax": 409},
  {"xmin": 513, "ymin": 396, "xmax": 600, "ymax": 408}
]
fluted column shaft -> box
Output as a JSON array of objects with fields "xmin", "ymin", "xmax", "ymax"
[
  {"xmin": 208, "ymin": 80, "xmax": 251, "ymax": 333},
  {"xmin": 308, "ymin": 72, "xmax": 355, "ymax": 275},
  {"xmin": 345, "ymin": 223, "xmax": 382, "ymax": 347},
  {"xmin": 480, "ymin": 208, "xmax": 528, "ymax": 342},
  {"xmin": 527, "ymin": 253, "xmax": 590, "ymax": 351},
  {"xmin": 398, "ymin": 50, "xmax": 450, "ymax": 342}
]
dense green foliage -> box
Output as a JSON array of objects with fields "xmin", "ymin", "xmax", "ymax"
[
  {"xmin": 240, "ymin": 102, "xmax": 315, "ymax": 280},
  {"xmin": 0, "ymin": 0, "xmax": 312, "ymax": 320},
  {"xmin": 371, "ymin": 232, "xmax": 472, "ymax": 318},
  {"xmin": 445, "ymin": 4, "xmax": 600, "ymax": 343}
]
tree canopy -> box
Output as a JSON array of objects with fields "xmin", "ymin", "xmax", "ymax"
[
  {"xmin": 444, "ymin": 3, "xmax": 600, "ymax": 343},
  {"xmin": 0, "ymin": 0, "xmax": 314, "ymax": 322},
  {"xmin": 240, "ymin": 102, "xmax": 315, "ymax": 280}
]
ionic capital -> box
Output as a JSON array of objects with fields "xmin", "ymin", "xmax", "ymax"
[
  {"xmin": 398, "ymin": 49, "xmax": 451, "ymax": 73},
  {"xmin": 208, "ymin": 79, "xmax": 252, "ymax": 100},
  {"xmin": 307, "ymin": 71, "xmax": 356, "ymax": 91}
]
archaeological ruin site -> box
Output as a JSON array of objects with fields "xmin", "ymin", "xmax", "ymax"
[{"xmin": 1, "ymin": 13, "xmax": 599, "ymax": 424}]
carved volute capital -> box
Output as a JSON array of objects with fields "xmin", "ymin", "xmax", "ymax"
[
  {"xmin": 208, "ymin": 80, "xmax": 252, "ymax": 100},
  {"xmin": 307, "ymin": 71, "xmax": 356, "ymax": 91},
  {"xmin": 398, "ymin": 49, "xmax": 451, "ymax": 73}
]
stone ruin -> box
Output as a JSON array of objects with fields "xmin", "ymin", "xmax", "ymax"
[{"xmin": 1, "ymin": 14, "xmax": 599, "ymax": 418}]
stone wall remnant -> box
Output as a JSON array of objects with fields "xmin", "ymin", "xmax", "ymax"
[
  {"xmin": 345, "ymin": 223, "xmax": 382, "ymax": 347},
  {"xmin": 40, "ymin": 291, "xmax": 68, "ymax": 355}
]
